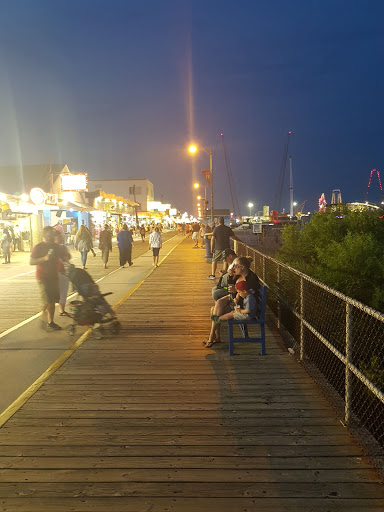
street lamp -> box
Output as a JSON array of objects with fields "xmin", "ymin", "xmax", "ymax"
[
  {"xmin": 193, "ymin": 183, "xmax": 207, "ymax": 220},
  {"xmin": 248, "ymin": 202, "xmax": 254, "ymax": 218},
  {"xmin": 189, "ymin": 144, "xmax": 213, "ymax": 225}
]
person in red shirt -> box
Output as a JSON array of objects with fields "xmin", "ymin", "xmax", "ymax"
[{"xmin": 30, "ymin": 226, "xmax": 62, "ymax": 330}]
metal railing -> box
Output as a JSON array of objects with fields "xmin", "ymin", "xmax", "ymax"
[{"xmin": 235, "ymin": 240, "xmax": 384, "ymax": 454}]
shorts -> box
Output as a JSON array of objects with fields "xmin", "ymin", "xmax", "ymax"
[
  {"xmin": 213, "ymin": 249, "xmax": 227, "ymax": 262},
  {"xmin": 38, "ymin": 277, "xmax": 60, "ymax": 305},
  {"xmin": 152, "ymin": 247, "xmax": 160, "ymax": 256},
  {"xmin": 58, "ymin": 273, "xmax": 70, "ymax": 304},
  {"xmin": 216, "ymin": 295, "xmax": 235, "ymax": 314},
  {"xmin": 233, "ymin": 311, "xmax": 252, "ymax": 321},
  {"xmin": 192, "ymin": 232, "xmax": 199, "ymax": 240}
]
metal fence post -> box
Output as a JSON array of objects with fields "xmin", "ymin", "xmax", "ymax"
[
  {"xmin": 345, "ymin": 303, "xmax": 352, "ymax": 424},
  {"xmin": 277, "ymin": 265, "xmax": 281, "ymax": 329},
  {"xmin": 300, "ymin": 276, "xmax": 304, "ymax": 361},
  {"xmin": 262, "ymin": 256, "xmax": 266, "ymax": 283}
]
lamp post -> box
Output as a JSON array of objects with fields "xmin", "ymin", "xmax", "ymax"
[
  {"xmin": 189, "ymin": 145, "xmax": 213, "ymax": 226},
  {"xmin": 248, "ymin": 202, "xmax": 254, "ymax": 218}
]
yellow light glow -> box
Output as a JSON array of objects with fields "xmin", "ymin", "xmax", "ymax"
[
  {"xmin": 193, "ymin": 183, "xmax": 199, "ymax": 189},
  {"xmin": 197, "ymin": 196, "xmax": 201, "ymax": 200},
  {"xmin": 189, "ymin": 145, "xmax": 197, "ymax": 153},
  {"xmin": 0, "ymin": 193, "xmax": 6, "ymax": 201},
  {"xmin": 197, "ymin": 203, "xmax": 200, "ymax": 206},
  {"xmin": 20, "ymin": 193, "xmax": 29, "ymax": 202}
]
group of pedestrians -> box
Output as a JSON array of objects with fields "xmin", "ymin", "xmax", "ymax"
[
  {"xmin": 202, "ymin": 217, "xmax": 260, "ymax": 348},
  {"xmin": 29, "ymin": 222, "xmax": 164, "ymax": 331}
]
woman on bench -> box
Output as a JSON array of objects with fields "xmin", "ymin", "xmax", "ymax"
[{"xmin": 203, "ymin": 257, "xmax": 260, "ymax": 348}]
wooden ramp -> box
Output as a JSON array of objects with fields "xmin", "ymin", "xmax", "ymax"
[{"xmin": 0, "ymin": 238, "xmax": 383, "ymax": 511}]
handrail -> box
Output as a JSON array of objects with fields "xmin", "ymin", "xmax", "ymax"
[{"xmin": 234, "ymin": 240, "xmax": 384, "ymax": 454}]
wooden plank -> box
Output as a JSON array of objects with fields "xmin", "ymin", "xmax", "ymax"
[
  {"xmin": 0, "ymin": 434, "xmax": 365, "ymax": 446},
  {"xmin": 0, "ymin": 455, "xmax": 377, "ymax": 470},
  {"xmin": 0, "ymin": 468, "xmax": 381, "ymax": 483},
  {"xmin": 0, "ymin": 444, "xmax": 368, "ymax": 458},
  {"xmin": 1, "ymin": 497, "xmax": 384, "ymax": 512},
  {"xmin": 6, "ymin": 416, "xmax": 342, "ymax": 427}
]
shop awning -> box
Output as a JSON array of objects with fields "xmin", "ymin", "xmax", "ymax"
[
  {"xmin": 97, "ymin": 190, "xmax": 139, "ymax": 207},
  {"xmin": 64, "ymin": 201, "xmax": 93, "ymax": 211}
]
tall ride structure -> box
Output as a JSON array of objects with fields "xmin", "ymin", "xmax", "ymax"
[
  {"xmin": 331, "ymin": 189, "xmax": 342, "ymax": 204},
  {"xmin": 365, "ymin": 169, "xmax": 383, "ymax": 203},
  {"xmin": 220, "ymin": 133, "xmax": 241, "ymax": 218},
  {"xmin": 274, "ymin": 130, "xmax": 292, "ymax": 214}
]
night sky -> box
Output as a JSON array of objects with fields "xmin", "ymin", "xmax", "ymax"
[{"xmin": 0, "ymin": 0, "xmax": 383, "ymax": 215}]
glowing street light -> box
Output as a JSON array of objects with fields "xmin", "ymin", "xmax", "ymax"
[
  {"xmin": 188, "ymin": 143, "xmax": 213, "ymax": 225},
  {"xmin": 248, "ymin": 202, "xmax": 254, "ymax": 217},
  {"xmin": 192, "ymin": 182, "xmax": 207, "ymax": 220}
]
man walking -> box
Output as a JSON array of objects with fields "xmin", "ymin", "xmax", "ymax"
[
  {"xmin": 208, "ymin": 217, "xmax": 241, "ymax": 279},
  {"xmin": 13, "ymin": 224, "xmax": 22, "ymax": 251},
  {"xmin": 191, "ymin": 221, "xmax": 200, "ymax": 248},
  {"xmin": 30, "ymin": 226, "xmax": 62, "ymax": 330},
  {"xmin": 149, "ymin": 226, "xmax": 162, "ymax": 267},
  {"xmin": 117, "ymin": 224, "xmax": 134, "ymax": 267}
]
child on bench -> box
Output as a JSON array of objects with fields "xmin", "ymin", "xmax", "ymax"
[{"xmin": 204, "ymin": 280, "xmax": 257, "ymax": 348}]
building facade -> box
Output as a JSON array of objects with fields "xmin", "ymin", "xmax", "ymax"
[{"xmin": 88, "ymin": 179, "xmax": 154, "ymax": 213}]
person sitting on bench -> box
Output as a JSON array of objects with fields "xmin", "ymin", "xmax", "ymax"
[{"xmin": 203, "ymin": 257, "xmax": 260, "ymax": 348}]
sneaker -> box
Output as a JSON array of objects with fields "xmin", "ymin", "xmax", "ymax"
[
  {"xmin": 207, "ymin": 275, "xmax": 216, "ymax": 280},
  {"xmin": 47, "ymin": 322, "xmax": 62, "ymax": 331},
  {"xmin": 129, "ymin": 262, "xmax": 133, "ymax": 266}
]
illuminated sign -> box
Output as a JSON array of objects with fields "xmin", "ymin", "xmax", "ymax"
[
  {"xmin": 46, "ymin": 193, "xmax": 58, "ymax": 206},
  {"xmin": 61, "ymin": 173, "xmax": 88, "ymax": 192},
  {"xmin": 147, "ymin": 201, "xmax": 171, "ymax": 212},
  {"xmin": 30, "ymin": 188, "xmax": 46, "ymax": 206}
]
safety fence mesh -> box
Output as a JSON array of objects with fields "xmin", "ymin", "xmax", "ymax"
[{"xmin": 236, "ymin": 241, "xmax": 384, "ymax": 458}]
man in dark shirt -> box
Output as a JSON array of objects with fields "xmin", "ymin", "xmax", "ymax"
[
  {"xmin": 30, "ymin": 226, "xmax": 62, "ymax": 330},
  {"xmin": 208, "ymin": 217, "xmax": 241, "ymax": 279},
  {"xmin": 191, "ymin": 222, "xmax": 200, "ymax": 248}
]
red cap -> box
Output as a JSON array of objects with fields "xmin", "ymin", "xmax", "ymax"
[{"xmin": 235, "ymin": 280, "xmax": 248, "ymax": 291}]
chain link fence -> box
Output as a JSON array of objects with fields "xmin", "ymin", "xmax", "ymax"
[{"xmin": 235, "ymin": 240, "xmax": 384, "ymax": 461}]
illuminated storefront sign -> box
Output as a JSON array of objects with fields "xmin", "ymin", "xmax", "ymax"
[
  {"xmin": 61, "ymin": 173, "xmax": 88, "ymax": 192},
  {"xmin": 46, "ymin": 193, "xmax": 58, "ymax": 205}
]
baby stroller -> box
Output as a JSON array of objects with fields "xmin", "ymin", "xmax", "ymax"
[{"xmin": 66, "ymin": 264, "xmax": 121, "ymax": 339}]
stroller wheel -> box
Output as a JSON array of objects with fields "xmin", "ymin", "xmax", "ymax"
[
  {"xmin": 93, "ymin": 327, "xmax": 103, "ymax": 339},
  {"xmin": 67, "ymin": 325, "xmax": 75, "ymax": 336},
  {"xmin": 111, "ymin": 321, "xmax": 121, "ymax": 335}
]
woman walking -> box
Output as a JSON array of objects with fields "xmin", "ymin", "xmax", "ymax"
[
  {"xmin": 99, "ymin": 224, "xmax": 112, "ymax": 269},
  {"xmin": 117, "ymin": 224, "xmax": 134, "ymax": 268},
  {"xmin": 149, "ymin": 226, "xmax": 162, "ymax": 267},
  {"xmin": 74, "ymin": 224, "xmax": 93, "ymax": 269}
]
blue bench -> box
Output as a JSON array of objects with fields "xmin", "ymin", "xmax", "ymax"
[{"xmin": 228, "ymin": 285, "xmax": 267, "ymax": 356}]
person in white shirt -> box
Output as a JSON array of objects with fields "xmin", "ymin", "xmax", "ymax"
[{"xmin": 149, "ymin": 227, "xmax": 162, "ymax": 267}]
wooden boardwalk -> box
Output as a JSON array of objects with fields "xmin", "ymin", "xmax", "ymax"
[{"xmin": 0, "ymin": 238, "xmax": 383, "ymax": 511}]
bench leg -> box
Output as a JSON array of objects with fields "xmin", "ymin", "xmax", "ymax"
[
  {"xmin": 228, "ymin": 322, "xmax": 234, "ymax": 356},
  {"xmin": 260, "ymin": 323, "xmax": 266, "ymax": 355}
]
